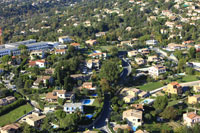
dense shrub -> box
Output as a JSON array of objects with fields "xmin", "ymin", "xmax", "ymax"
[{"xmin": 0, "ymin": 98, "xmax": 26, "ymax": 116}]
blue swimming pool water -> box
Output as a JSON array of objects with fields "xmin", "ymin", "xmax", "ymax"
[
  {"xmin": 83, "ymin": 99, "xmax": 91, "ymax": 104},
  {"xmin": 132, "ymin": 126, "xmax": 138, "ymax": 131},
  {"xmin": 91, "ymin": 94, "xmax": 98, "ymax": 97},
  {"xmin": 53, "ymin": 125, "xmax": 58, "ymax": 129},
  {"xmin": 86, "ymin": 114, "xmax": 93, "ymax": 119}
]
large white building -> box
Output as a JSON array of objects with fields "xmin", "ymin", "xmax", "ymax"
[
  {"xmin": 0, "ymin": 39, "xmax": 58, "ymax": 58},
  {"xmin": 148, "ymin": 65, "xmax": 166, "ymax": 77}
]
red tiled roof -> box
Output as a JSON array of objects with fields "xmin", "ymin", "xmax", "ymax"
[
  {"xmin": 29, "ymin": 61, "xmax": 36, "ymax": 66},
  {"xmin": 188, "ymin": 113, "xmax": 197, "ymax": 119},
  {"xmin": 36, "ymin": 60, "xmax": 45, "ymax": 63},
  {"xmin": 55, "ymin": 49, "xmax": 65, "ymax": 52},
  {"xmin": 71, "ymin": 43, "xmax": 80, "ymax": 46}
]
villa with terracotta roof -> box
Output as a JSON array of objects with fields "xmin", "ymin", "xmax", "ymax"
[
  {"xmin": 85, "ymin": 40, "xmax": 97, "ymax": 46},
  {"xmin": 183, "ymin": 112, "xmax": 200, "ymax": 126},
  {"xmin": 70, "ymin": 43, "xmax": 80, "ymax": 49},
  {"xmin": 183, "ymin": 40, "xmax": 194, "ymax": 45},
  {"xmin": 46, "ymin": 90, "xmax": 75, "ymax": 103},
  {"xmin": 55, "ymin": 49, "xmax": 66, "ymax": 55},
  {"xmin": 163, "ymin": 82, "xmax": 182, "ymax": 95},
  {"xmin": 80, "ymin": 82, "xmax": 96, "ymax": 91},
  {"xmin": 123, "ymin": 109, "xmax": 143, "ymax": 127},
  {"xmin": 29, "ymin": 60, "xmax": 46, "ymax": 68},
  {"xmin": 0, "ymin": 123, "xmax": 20, "ymax": 133},
  {"xmin": 33, "ymin": 76, "xmax": 53, "ymax": 88},
  {"xmin": 88, "ymin": 52, "xmax": 107, "ymax": 59}
]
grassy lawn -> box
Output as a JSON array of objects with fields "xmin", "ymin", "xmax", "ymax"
[
  {"xmin": 98, "ymin": 45, "xmax": 115, "ymax": 51},
  {"xmin": 92, "ymin": 98, "xmax": 101, "ymax": 108},
  {"xmin": 0, "ymin": 104, "xmax": 33, "ymax": 126},
  {"xmin": 137, "ymin": 81, "xmax": 163, "ymax": 91},
  {"xmin": 181, "ymin": 75, "xmax": 198, "ymax": 82},
  {"xmin": 167, "ymin": 100, "xmax": 180, "ymax": 107}
]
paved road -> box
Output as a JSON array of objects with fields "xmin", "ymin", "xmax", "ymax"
[
  {"xmin": 150, "ymin": 80, "xmax": 200, "ymax": 94},
  {"xmin": 77, "ymin": 94, "xmax": 111, "ymax": 133},
  {"xmin": 120, "ymin": 58, "xmax": 132, "ymax": 79},
  {"xmin": 153, "ymin": 47, "xmax": 178, "ymax": 63},
  {"xmin": 94, "ymin": 94, "xmax": 111, "ymax": 132}
]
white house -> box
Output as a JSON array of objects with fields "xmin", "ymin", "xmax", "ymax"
[
  {"xmin": 146, "ymin": 40, "xmax": 158, "ymax": 45},
  {"xmin": 58, "ymin": 36, "xmax": 73, "ymax": 43},
  {"xmin": 123, "ymin": 109, "xmax": 143, "ymax": 127},
  {"xmin": 148, "ymin": 65, "xmax": 166, "ymax": 77},
  {"xmin": 29, "ymin": 60, "xmax": 46, "ymax": 68},
  {"xmin": 55, "ymin": 49, "xmax": 66, "ymax": 55},
  {"xmin": 35, "ymin": 60, "xmax": 46, "ymax": 68},
  {"xmin": 128, "ymin": 50, "xmax": 139, "ymax": 57},
  {"xmin": 63, "ymin": 103, "xmax": 83, "ymax": 114},
  {"xmin": 183, "ymin": 112, "xmax": 200, "ymax": 127}
]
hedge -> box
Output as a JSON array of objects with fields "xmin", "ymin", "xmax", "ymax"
[{"xmin": 0, "ymin": 98, "xmax": 26, "ymax": 116}]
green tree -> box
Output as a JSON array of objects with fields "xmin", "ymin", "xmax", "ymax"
[
  {"xmin": 99, "ymin": 59, "xmax": 121, "ymax": 84},
  {"xmin": 41, "ymin": 117, "xmax": 53, "ymax": 133},
  {"xmin": 144, "ymin": 113, "xmax": 152, "ymax": 121},
  {"xmin": 188, "ymin": 47, "xmax": 196, "ymax": 59},
  {"xmin": 178, "ymin": 59, "xmax": 186, "ymax": 72},
  {"xmin": 161, "ymin": 106, "xmax": 178, "ymax": 120},
  {"xmin": 1, "ymin": 55, "xmax": 11, "ymax": 70},
  {"xmin": 153, "ymin": 96, "xmax": 168, "ymax": 112},
  {"xmin": 63, "ymin": 76, "xmax": 73, "ymax": 91},
  {"xmin": 60, "ymin": 113, "xmax": 80, "ymax": 129},
  {"xmin": 110, "ymin": 47, "xmax": 118, "ymax": 57},
  {"xmin": 58, "ymin": 98, "xmax": 65, "ymax": 105},
  {"xmin": 100, "ymin": 78, "xmax": 110, "ymax": 92}
]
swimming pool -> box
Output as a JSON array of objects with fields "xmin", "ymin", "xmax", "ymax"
[
  {"xmin": 132, "ymin": 126, "xmax": 138, "ymax": 131},
  {"xmin": 82, "ymin": 99, "xmax": 95, "ymax": 105},
  {"xmin": 141, "ymin": 99, "xmax": 155, "ymax": 105},
  {"xmin": 83, "ymin": 99, "xmax": 91, "ymax": 104},
  {"xmin": 91, "ymin": 94, "xmax": 98, "ymax": 97},
  {"xmin": 86, "ymin": 114, "xmax": 93, "ymax": 119}
]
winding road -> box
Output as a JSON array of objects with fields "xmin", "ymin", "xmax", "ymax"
[{"xmin": 120, "ymin": 58, "xmax": 132, "ymax": 80}]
